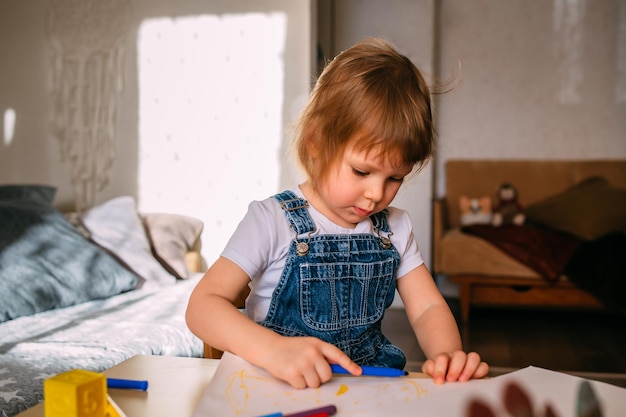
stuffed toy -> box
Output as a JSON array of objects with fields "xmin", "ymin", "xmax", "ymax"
[
  {"xmin": 459, "ymin": 195, "xmax": 492, "ymax": 226},
  {"xmin": 491, "ymin": 183, "xmax": 525, "ymax": 227}
]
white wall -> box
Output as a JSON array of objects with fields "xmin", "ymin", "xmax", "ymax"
[
  {"xmin": 435, "ymin": 0, "xmax": 626, "ymax": 197},
  {"xmin": 0, "ymin": 2, "xmax": 63, "ymax": 192}
]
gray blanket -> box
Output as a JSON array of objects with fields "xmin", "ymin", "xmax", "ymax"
[{"xmin": 0, "ymin": 274, "xmax": 204, "ymax": 417}]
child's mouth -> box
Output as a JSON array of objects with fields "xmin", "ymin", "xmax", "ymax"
[{"xmin": 354, "ymin": 207, "xmax": 372, "ymax": 217}]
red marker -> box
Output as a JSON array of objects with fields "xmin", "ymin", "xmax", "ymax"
[{"xmin": 257, "ymin": 404, "xmax": 336, "ymax": 417}]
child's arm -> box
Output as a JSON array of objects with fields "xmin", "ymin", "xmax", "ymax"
[
  {"xmin": 185, "ymin": 256, "xmax": 361, "ymax": 388},
  {"xmin": 396, "ymin": 264, "xmax": 489, "ymax": 384}
]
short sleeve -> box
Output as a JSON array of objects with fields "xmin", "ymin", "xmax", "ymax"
[
  {"xmin": 221, "ymin": 198, "xmax": 292, "ymax": 281},
  {"xmin": 387, "ymin": 207, "xmax": 424, "ymax": 279}
]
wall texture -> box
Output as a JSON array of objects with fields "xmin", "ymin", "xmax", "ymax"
[
  {"xmin": 0, "ymin": 0, "xmax": 313, "ymax": 262},
  {"xmin": 0, "ymin": 0, "xmax": 312, "ymax": 204},
  {"xmin": 435, "ymin": 0, "xmax": 626, "ymax": 196}
]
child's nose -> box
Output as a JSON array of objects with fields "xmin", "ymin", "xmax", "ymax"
[{"xmin": 364, "ymin": 181, "xmax": 384, "ymax": 202}]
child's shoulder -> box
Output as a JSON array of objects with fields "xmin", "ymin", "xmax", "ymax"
[
  {"xmin": 246, "ymin": 194, "xmax": 285, "ymax": 219},
  {"xmin": 228, "ymin": 193, "xmax": 293, "ymax": 250},
  {"xmin": 244, "ymin": 189, "xmax": 302, "ymax": 225},
  {"xmin": 253, "ymin": 188, "xmax": 302, "ymax": 205},
  {"xmin": 385, "ymin": 206, "xmax": 412, "ymax": 226}
]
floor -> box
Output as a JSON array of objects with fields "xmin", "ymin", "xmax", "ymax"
[{"xmin": 381, "ymin": 300, "xmax": 626, "ymax": 387}]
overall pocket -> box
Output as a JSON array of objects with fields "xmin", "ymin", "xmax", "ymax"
[{"xmin": 299, "ymin": 259, "xmax": 396, "ymax": 332}]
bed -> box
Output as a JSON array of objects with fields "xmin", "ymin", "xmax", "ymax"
[{"xmin": 0, "ymin": 185, "xmax": 207, "ymax": 417}]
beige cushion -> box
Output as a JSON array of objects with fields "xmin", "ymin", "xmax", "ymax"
[
  {"xmin": 525, "ymin": 176, "xmax": 626, "ymax": 240},
  {"xmin": 438, "ymin": 229, "xmax": 540, "ymax": 279},
  {"xmin": 142, "ymin": 212, "xmax": 204, "ymax": 278}
]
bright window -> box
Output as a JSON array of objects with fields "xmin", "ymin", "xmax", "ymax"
[{"xmin": 137, "ymin": 13, "xmax": 286, "ymax": 263}]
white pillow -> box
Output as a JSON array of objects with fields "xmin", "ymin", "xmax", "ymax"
[{"xmin": 81, "ymin": 196, "xmax": 176, "ymax": 288}]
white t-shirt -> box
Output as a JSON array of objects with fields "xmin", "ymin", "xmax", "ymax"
[{"xmin": 221, "ymin": 187, "xmax": 424, "ymax": 322}]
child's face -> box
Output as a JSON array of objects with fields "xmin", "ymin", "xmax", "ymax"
[{"xmin": 314, "ymin": 142, "xmax": 413, "ymax": 228}]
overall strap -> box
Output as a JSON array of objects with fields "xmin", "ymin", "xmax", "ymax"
[
  {"xmin": 370, "ymin": 209, "xmax": 391, "ymax": 233},
  {"xmin": 273, "ymin": 190, "xmax": 316, "ymax": 235}
]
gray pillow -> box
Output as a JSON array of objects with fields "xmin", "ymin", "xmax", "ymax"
[{"xmin": 0, "ymin": 185, "xmax": 140, "ymax": 323}]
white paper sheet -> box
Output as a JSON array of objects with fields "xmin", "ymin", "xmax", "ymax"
[
  {"xmin": 411, "ymin": 366, "xmax": 626, "ymax": 417},
  {"xmin": 192, "ymin": 352, "xmax": 626, "ymax": 417}
]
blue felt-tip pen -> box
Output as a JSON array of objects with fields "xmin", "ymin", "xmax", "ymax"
[
  {"xmin": 330, "ymin": 364, "xmax": 407, "ymax": 377},
  {"xmin": 107, "ymin": 378, "xmax": 149, "ymax": 391}
]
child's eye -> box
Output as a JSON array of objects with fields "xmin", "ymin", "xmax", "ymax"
[
  {"xmin": 389, "ymin": 176, "xmax": 404, "ymax": 183},
  {"xmin": 352, "ymin": 168, "xmax": 368, "ymax": 177}
]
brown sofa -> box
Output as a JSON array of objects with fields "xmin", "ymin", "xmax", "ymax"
[{"xmin": 433, "ymin": 160, "xmax": 626, "ymax": 322}]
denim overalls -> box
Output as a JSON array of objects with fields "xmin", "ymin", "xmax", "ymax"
[{"xmin": 259, "ymin": 190, "xmax": 406, "ymax": 369}]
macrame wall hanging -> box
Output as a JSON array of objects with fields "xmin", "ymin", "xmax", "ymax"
[{"xmin": 47, "ymin": 0, "xmax": 131, "ymax": 210}]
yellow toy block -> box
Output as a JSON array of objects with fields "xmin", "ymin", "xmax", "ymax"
[
  {"xmin": 106, "ymin": 395, "xmax": 127, "ymax": 417},
  {"xmin": 44, "ymin": 369, "xmax": 107, "ymax": 417}
]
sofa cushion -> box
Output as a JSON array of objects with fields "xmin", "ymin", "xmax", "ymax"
[
  {"xmin": 0, "ymin": 185, "xmax": 139, "ymax": 323},
  {"xmin": 524, "ymin": 176, "xmax": 626, "ymax": 240}
]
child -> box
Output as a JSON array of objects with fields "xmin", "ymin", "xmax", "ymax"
[{"xmin": 186, "ymin": 37, "xmax": 488, "ymax": 389}]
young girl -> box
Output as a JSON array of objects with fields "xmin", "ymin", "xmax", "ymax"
[{"xmin": 186, "ymin": 37, "xmax": 488, "ymax": 389}]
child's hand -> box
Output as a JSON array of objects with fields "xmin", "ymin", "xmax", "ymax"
[
  {"xmin": 421, "ymin": 351, "xmax": 489, "ymax": 384},
  {"xmin": 259, "ymin": 336, "xmax": 361, "ymax": 389}
]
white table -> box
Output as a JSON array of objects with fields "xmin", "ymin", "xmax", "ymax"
[{"xmin": 16, "ymin": 355, "xmax": 220, "ymax": 417}]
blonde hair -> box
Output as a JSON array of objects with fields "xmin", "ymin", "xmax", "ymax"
[{"xmin": 295, "ymin": 37, "xmax": 435, "ymax": 188}]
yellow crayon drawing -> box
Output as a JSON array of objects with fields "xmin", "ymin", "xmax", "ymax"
[
  {"xmin": 402, "ymin": 380, "xmax": 428, "ymax": 401},
  {"xmin": 225, "ymin": 368, "xmax": 276, "ymax": 416},
  {"xmin": 223, "ymin": 366, "xmax": 430, "ymax": 416}
]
